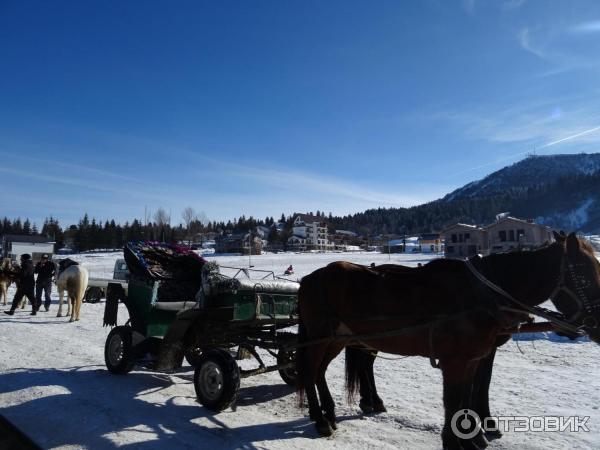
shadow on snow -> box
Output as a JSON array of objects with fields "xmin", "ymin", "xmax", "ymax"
[{"xmin": 0, "ymin": 366, "xmax": 323, "ymax": 449}]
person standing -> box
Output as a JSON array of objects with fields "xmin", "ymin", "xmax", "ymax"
[
  {"xmin": 4, "ymin": 253, "xmax": 37, "ymax": 315},
  {"xmin": 35, "ymin": 254, "xmax": 56, "ymax": 312}
]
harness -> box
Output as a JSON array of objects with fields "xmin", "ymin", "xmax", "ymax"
[{"xmin": 464, "ymin": 251, "xmax": 600, "ymax": 337}]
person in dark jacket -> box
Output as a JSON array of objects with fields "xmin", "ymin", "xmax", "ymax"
[
  {"xmin": 4, "ymin": 254, "xmax": 37, "ymax": 315},
  {"xmin": 35, "ymin": 254, "xmax": 56, "ymax": 312}
]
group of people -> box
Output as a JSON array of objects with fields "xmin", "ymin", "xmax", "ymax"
[{"xmin": 3, "ymin": 253, "xmax": 56, "ymax": 316}]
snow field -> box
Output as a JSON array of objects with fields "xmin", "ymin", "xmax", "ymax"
[{"xmin": 0, "ymin": 251, "xmax": 599, "ymax": 449}]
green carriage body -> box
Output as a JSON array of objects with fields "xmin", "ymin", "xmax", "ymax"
[{"xmin": 123, "ymin": 270, "xmax": 299, "ymax": 339}]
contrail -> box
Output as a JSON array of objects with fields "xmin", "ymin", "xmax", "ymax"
[
  {"xmin": 539, "ymin": 124, "xmax": 600, "ymax": 148},
  {"xmin": 451, "ymin": 124, "xmax": 600, "ymax": 177}
]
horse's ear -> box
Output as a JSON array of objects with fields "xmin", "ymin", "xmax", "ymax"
[
  {"xmin": 553, "ymin": 231, "xmax": 566, "ymax": 243},
  {"xmin": 566, "ymin": 232, "xmax": 580, "ymax": 256}
]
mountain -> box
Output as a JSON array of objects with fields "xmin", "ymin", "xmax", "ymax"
[
  {"xmin": 330, "ymin": 153, "xmax": 600, "ymax": 234},
  {"xmin": 444, "ymin": 153, "xmax": 600, "ymax": 201}
]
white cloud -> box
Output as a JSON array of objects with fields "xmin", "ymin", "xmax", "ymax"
[
  {"xmin": 518, "ymin": 28, "xmax": 546, "ymax": 59},
  {"xmin": 193, "ymin": 157, "xmax": 431, "ymax": 209},
  {"xmin": 569, "ymin": 21, "xmax": 600, "ymax": 34}
]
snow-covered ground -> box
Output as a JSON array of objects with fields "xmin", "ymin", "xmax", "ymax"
[{"xmin": 1, "ymin": 251, "xmax": 599, "ymax": 450}]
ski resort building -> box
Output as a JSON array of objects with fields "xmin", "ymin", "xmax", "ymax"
[{"xmin": 287, "ymin": 213, "xmax": 333, "ymax": 251}]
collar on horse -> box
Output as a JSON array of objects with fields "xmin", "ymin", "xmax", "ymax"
[{"xmin": 464, "ymin": 251, "xmax": 600, "ymax": 337}]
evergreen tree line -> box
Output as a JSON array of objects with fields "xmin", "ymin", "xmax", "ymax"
[
  {"xmin": 2, "ymin": 172, "xmax": 598, "ymax": 252},
  {"xmin": 0, "ymin": 212, "xmax": 301, "ymax": 252}
]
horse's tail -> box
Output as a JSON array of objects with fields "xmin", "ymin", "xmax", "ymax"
[
  {"xmin": 77, "ymin": 267, "xmax": 89, "ymax": 303},
  {"xmin": 66, "ymin": 266, "xmax": 89, "ymax": 303},
  {"xmin": 345, "ymin": 346, "xmax": 363, "ymax": 403}
]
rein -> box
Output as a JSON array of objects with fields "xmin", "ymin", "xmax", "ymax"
[{"xmin": 464, "ymin": 257, "xmax": 583, "ymax": 336}]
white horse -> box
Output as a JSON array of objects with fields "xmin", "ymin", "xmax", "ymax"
[{"xmin": 56, "ymin": 264, "xmax": 89, "ymax": 321}]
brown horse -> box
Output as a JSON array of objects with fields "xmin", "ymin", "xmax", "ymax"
[
  {"xmin": 0, "ymin": 258, "xmax": 14, "ymax": 306},
  {"xmin": 296, "ymin": 232, "xmax": 600, "ymax": 450},
  {"xmin": 346, "ymin": 262, "xmax": 509, "ymax": 438}
]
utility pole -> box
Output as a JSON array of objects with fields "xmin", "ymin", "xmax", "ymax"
[{"xmin": 248, "ymin": 230, "xmax": 253, "ymax": 268}]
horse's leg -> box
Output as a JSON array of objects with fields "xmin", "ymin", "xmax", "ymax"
[
  {"xmin": 316, "ymin": 342, "xmax": 345, "ymax": 430},
  {"xmin": 69, "ymin": 293, "xmax": 76, "ymax": 322},
  {"xmin": 75, "ymin": 293, "xmax": 82, "ymax": 321},
  {"xmin": 66, "ymin": 291, "xmax": 72, "ymax": 317},
  {"xmin": 57, "ymin": 288, "xmax": 63, "ymax": 317},
  {"xmin": 440, "ymin": 358, "xmax": 483, "ymax": 450},
  {"xmin": 472, "ymin": 347, "xmax": 502, "ymax": 441},
  {"xmin": 350, "ymin": 347, "xmax": 385, "ymax": 414},
  {"xmin": 365, "ymin": 351, "xmax": 386, "ymax": 413},
  {"xmin": 303, "ymin": 343, "xmax": 333, "ymax": 436}
]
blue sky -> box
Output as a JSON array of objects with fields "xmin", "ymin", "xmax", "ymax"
[{"xmin": 1, "ymin": 0, "xmax": 600, "ymax": 227}]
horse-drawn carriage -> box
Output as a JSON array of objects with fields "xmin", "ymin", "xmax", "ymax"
[{"xmin": 103, "ymin": 242, "xmax": 299, "ymax": 411}]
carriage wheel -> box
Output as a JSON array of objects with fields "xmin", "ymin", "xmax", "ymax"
[
  {"xmin": 194, "ymin": 349, "xmax": 240, "ymax": 412},
  {"xmin": 277, "ymin": 348, "xmax": 297, "ymax": 386},
  {"xmin": 85, "ymin": 287, "xmax": 103, "ymax": 303},
  {"xmin": 105, "ymin": 326, "xmax": 135, "ymax": 374}
]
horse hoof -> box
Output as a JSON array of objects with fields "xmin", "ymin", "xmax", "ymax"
[
  {"xmin": 473, "ymin": 432, "xmax": 489, "ymax": 449},
  {"xmin": 56, "ymin": 314, "xmax": 62, "ymax": 317},
  {"xmin": 460, "ymin": 441, "xmax": 482, "ymax": 450},
  {"xmin": 315, "ymin": 420, "xmax": 334, "ymax": 437},
  {"xmin": 484, "ymin": 429, "xmax": 502, "ymax": 441},
  {"xmin": 359, "ymin": 400, "xmax": 374, "ymax": 414},
  {"xmin": 373, "ymin": 402, "xmax": 387, "ymax": 413}
]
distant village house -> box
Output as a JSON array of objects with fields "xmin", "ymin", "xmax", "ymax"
[
  {"xmin": 215, "ymin": 232, "xmax": 262, "ymax": 255},
  {"xmin": 443, "ymin": 215, "xmax": 553, "ymax": 258},
  {"xmin": 1, "ymin": 234, "xmax": 55, "ymax": 262}
]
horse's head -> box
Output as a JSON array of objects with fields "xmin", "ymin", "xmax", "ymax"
[{"xmin": 550, "ymin": 231, "xmax": 600, "ymax": 343}]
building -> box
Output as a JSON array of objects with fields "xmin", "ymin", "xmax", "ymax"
[
  {"xmin": 443, "ymin": 216, "xmax": 554, "ymax": 258},
  {"xmin": 330, "ymin": 229, "xmax": 361, "ymax": 251},
  {"xmin": 442, "ymin": 224, "xmax": 488, "ymax": 258},
  {"xmin": 485, "ymin": 216, "xmax": 553, "ymax": 253},
  {"xmin": 1, "ymin": 234, "xmax": 55, "ymax": 262},
  {"xmin": 419, "ymin": 233, "xmax": 443, "ymax": 253},
  {"xmin": 287, "ymin": 214, "xmax": 333, "ymax": 251},
  {"xmin": 215, "ymin": 233, "xmax": 262, "ymax": 255},
  {"xmin": 380, "ymin": 236, "xmax": 420, "ymax": 253}
]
